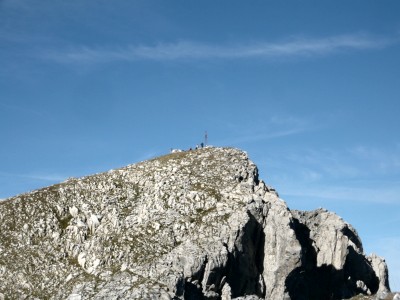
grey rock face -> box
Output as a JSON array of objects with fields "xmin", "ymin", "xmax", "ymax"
[
  {"xmin": 368, "ymin": 253, "xmax": 390, "ymax": 294},
  {"xmin": 287, "ymin": 209, "xmax": 388, "ymax": 299},
  {"xmin": 0, "ymin": 147, "xmax": 390, "ymax": 299}
]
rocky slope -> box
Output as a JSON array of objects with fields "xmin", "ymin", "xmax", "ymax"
[{"xmin": 0, "ymin": 147, "xmax": 390, "ymax": 299}]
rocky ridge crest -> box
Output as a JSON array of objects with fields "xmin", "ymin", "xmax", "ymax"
[{"xmin": 0, "ymin": 147, "xmax": 390, "ymax": 299}]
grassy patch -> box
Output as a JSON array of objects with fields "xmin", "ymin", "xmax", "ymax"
[
  {"xmin": 149, "ymin": 151, "xmax": 189, "ymax": 165},
  {"xmin": 59, "ymin": 215, "xmax": 73, "ymax": 230}
]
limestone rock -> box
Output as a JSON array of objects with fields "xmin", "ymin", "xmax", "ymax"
[
  {"xmin": 0, "ymin": 147, "xmax": 390, "ymax": 299},
  {"xmin": 368, "ymin": 253, "xmax": 390, "ymax": 294},
  {"xmin": 287, "ymin": 209, "xmax": 389, "ymax": 299}
]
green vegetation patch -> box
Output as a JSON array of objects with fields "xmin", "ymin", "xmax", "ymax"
[{"xmin": 59, "ymin": 214, "xmax": 73, "ymax": 230}]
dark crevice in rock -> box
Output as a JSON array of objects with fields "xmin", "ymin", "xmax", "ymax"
[
  {"xmin": 286, "ymin": 219, "xmax": 348, "ymax": 299},
  {"xmin": 225, "ymin": 213, "xmax": 265, "ymax": 298},
  {"xmin": 184, "ymin": 281, "xmax": 204, "ymax": 300},
  {"xmin": 290, "ymin": 217, "xmax": 316, "ymax": 270},
  {"xmin": 287, "ymin": 217, "xmax": 381, "ymax": 300},
  {"xmin": 341, "ymin": 226, "xmax": 363, "ymax": 251},
  {"xmin": 175, "ymin": 276, "xmax": 185, "ymax": 298},
  {"xmin": 184, "ymin": 257, "xmax": 208, "ymax": 299},
  {"xmin": 343, "ymin": 246, "xmax": 379, "ymax": 295},
  {"xmin": 286, "ymin": 264, "xmax": 350, "ymax": 300},
  {"xmin": 253, "ymin": 166, "xmax": 260, "ymax": 186}
]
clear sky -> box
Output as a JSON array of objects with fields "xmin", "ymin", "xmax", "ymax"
[{"xmin": 1, "ymin": 0, "xmax": 399, "ymax": 291}]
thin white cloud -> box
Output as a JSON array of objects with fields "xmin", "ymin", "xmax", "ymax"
[
  {"xmin": 258, "ymin": 144, "xmax": 400, "ymax": 205},
  {"xmin": 0, "ymin": 171, "xmax": 66, "ymax": 182},
  {"xmin": 350, "ymin": 146, "xmax": 400, "ymax": 172},
  {"xmin": 276, "ymin": 145, "xmax": 400, "ymax": 181},
  {"xmin": 43, "ymin": 33, "xmax": 396, "ymax": 64},
  {"xmin": 216, "ymin": 113, "xmax": 318, "ymax": 146},
  {"xmin": 217, "ymin": 114, "xmax": 312, "ymax": 146},
  {"xmin": 27, "ymin": 174, "xmax": 66, "ymax": 182},
  {"xmin": 223, "ymin": 128, "xmax": 305, "ymax": 145},
  {"xmin": 281, "ymin": 184, "xmax": 400, "ymax": 204}
]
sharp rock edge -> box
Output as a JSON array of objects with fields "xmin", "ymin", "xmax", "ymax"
[{"xmin": 0, "ymin": 147, "xmax": 390, "ymax": 299}]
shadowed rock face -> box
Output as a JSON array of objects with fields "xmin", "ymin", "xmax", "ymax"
[
  {"xmin": 0, "ymin": 147, "xmax": 390, "ymax": 299},
  {"xmin": 286, "ymin": 210, "xmax": 384, "ymax": 300}
]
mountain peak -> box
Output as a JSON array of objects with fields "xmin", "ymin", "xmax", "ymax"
[{"xmin": 0, "ymin": 147, "xmax": 390, "ymax": 299}]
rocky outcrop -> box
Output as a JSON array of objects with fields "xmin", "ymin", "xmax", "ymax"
[
  {"xmin": 287, "ymin": 209, "xmax": 390, "ymax": 299},
  {"xmin": 0, "ymin": 147, "xmax": 390, "ymax": 299}
]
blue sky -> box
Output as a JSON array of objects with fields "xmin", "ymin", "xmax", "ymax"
[{"xmin": 1, "ymin": 0, "xmax": 400, "ymax": 291}]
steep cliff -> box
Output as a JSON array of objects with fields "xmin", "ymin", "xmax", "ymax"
[{"xmin": 0, "ymin": 147, "xmax": 390, "ymax": 299}]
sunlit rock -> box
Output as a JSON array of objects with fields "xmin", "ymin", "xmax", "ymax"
[{"xmin": 0, "ymin": 147, "xmax": 390, "ymax": 299}]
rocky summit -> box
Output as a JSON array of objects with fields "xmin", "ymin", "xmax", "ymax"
[{"xmin": 0, "ymin": 147, "xmax": 391, "ymax": 299}]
